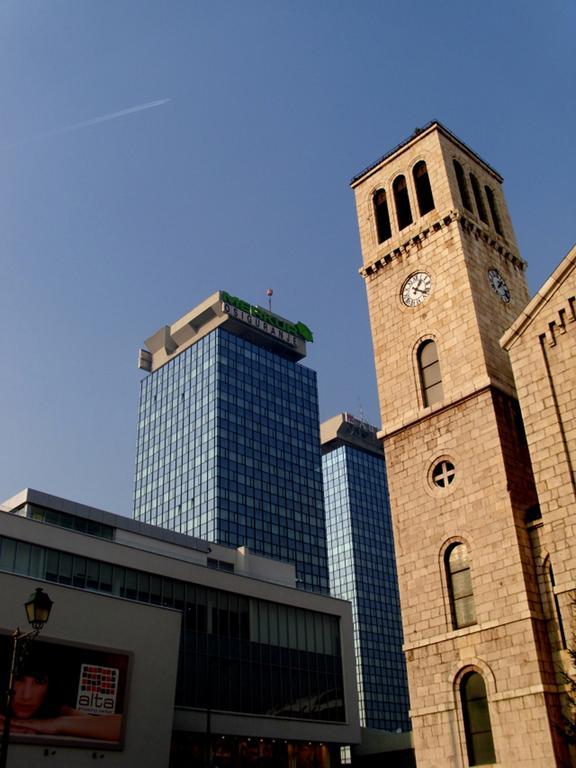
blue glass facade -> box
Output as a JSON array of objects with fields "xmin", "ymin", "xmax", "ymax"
[
  {"xmin": 134, "ymin": 327, "xmax": 329, "ymax": 594},
  {"xmin": 322, "ymin": 438, "xmax": 410, "ymax": 731}
]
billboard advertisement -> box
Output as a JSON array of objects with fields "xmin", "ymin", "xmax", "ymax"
[{"xmin": 0, "ymin": 635, "xmax": 129, "ymax": 749}]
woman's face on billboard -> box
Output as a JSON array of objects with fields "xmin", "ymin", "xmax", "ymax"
[{"xmin": 12, "ymin": 675, "xmax": 49, "ymax": 718}]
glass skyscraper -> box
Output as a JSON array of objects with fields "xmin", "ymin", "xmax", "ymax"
[
  {"xmin": 321, "ymin": 413, "xmax": 410, "ymax": 731},
  {"xmin": 133, "ymin": 291, "xmax": 329, "ymax": 593}
]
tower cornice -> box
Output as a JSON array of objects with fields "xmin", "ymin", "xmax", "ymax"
[
  {"xmin": 376, "ymin": 381, "xmax": 519, "ymax": 442},
  {"xmin": 359, "ymin": 209, "xmax": 525, "ymax": 279}
]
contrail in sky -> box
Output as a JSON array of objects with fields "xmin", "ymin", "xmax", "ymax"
[{"xmin": 13, "ymin": 98, "xmax": 171, "ymax": 146}]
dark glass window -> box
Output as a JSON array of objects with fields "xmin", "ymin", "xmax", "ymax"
[
  {"xmin": 208, "ymin": 557, "xmax": 235, "ymax": 573},
  {"xmin": 393, "ymin": 175, "xmax": 413, "ymax": 230},
  {"xmin": 87, "ymin": 560, "xmax": 100, "ymax": 591},
  {"xmin": 29, "ymin": 545, "xmax": 45, "ymax": 578},
  {"xmin": 22, "ymin": 504, "xmax": 114, "ymax": 540},
  {"xmin": 73, "ymin": 556, "xmax": 87, "ymax": 588},
  {"xmin": 453, "ymin": 160, "xmax": 472, "ymax": 211},
  {"xmin": 59, "ymin": 552, "xmax": 73, "ymax": 585},
  {"xmin": 373, "ymin": 189, "xmax": 392, "ymax": 243},
  {"xmin": 470, "ymin": 174, "xmax": 488, "ymax": 223},
  {"xmin": 446, "ymin": 544, "xmax": 476, "ymax": 629},
  {"xmin": 484, "ymin": 186, "xmax": 503, "ymax": 235},
  {"xmin": 418, "ymin": 340, "xmax": 443, "ymax": 407},
  {"xmin": 150, "ymin": 575, "xmax": 162, "ymax": 605},
  {"xmin": 461, "ymin": 672, "xmax": 496, "ymax": 765},
  {"xmin": 99, "ymin": 563, "xmax": 113, "ymax": 592},
  {"xmin": 46, "ymin": 550, "xmax": 59, "ymax": 582},
  {"xmin": 14, "ymin": 542, "xmax": 30, "ymax": 574},
  {"xmin": 413, "ymin": 161, "xmax": 435, "ymax": 215},
  {"xmin": 0, "ymin": 538, "xmax": 16, "ymax": 571}
]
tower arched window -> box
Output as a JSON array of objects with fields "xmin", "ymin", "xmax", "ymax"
[
  {"xmin": 453, "ymin": 160, "xmax": 472, "ymax": 211},
  {"xmin": 413, "ymin": 161, "xmax": 435, "ymax": 216},
  {"xmin": 373, "ymin": 189, "xmax": 392, "ymax": 244},
  {"xmin": 418, "ymin": 340, "xmax": 443, "ymax": 407},
  {"xmin": 546, "ymin": 559, "xmax": 567, "ymax": 650},
  {"xmin": 470, "ymin": 174, "xmax": 488, "ymax": 223},
  {"xmin": 446, "ymin": 543, "xmax": 476, "ymax": 629},
  {"xmin": 393, "ymin": 175, "xmax": 413, "ymax": 230},
  {"xmin": 460, "ymin": 671, "xmax": 496, "ymax": 765},
  {"xmin": 484, "ymin": 185, "xmax": 503, "ymax": 236}
]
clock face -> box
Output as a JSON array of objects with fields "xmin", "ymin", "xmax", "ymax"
[
  {"xmin": 402, "ymin": 272, "xmax": 432, "ymax": 307},
  {"xmin": 488, "ymin": 269, "xmax": 510, "ymax": 303}
]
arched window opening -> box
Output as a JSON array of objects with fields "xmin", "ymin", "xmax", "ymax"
[
  {"xmin": 418, "ymin": 340, "xmax": 443, "ymax": 407},
  {"xmin": 470, "ymin": 174, "xmax": 488, "ymax": 223},
  {"xmin": 413, "ymin": 161, "xmax": 435, "ymax": 216},
  {"xmin": 460, "ymin": 672, "xmax": 496, "ymax": 766},
  {"xmin": 446, "ymin": 543, "xmax": 476, "ymax": 629},
  {"xmin": 524, "ymin": 504, "xmax": 542, "ymax": 524},
  {"xmin": 373, "ymin": 189, "xmax": 392, "ymax": 244},
  {"xmin": 393, "ymin": 175, "xmax": 413, "ymax": 230},
  {"xmin": 454, "ymin": 160, "xmax": 472, "ymax": 211},
  {"xmin": 547, "ymin": 561, "xmax": 567, "ymax": 650},
  {"xmin": 484, "ymin": 185, "xmax": 503, "ymax": 235}
]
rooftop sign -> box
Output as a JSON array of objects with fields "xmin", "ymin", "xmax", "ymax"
[{"xmin": 220, "ymin": 291, "xmax": 313, "ymax": 344}]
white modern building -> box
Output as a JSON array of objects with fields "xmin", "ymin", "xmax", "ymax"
[{"xmin": 0, "ymin": 489, "xmax": 360, "ymax": 768}]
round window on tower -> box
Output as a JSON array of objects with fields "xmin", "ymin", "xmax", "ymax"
[{"xmin": 428, "ymin": 456, "xmax": 457, "ymax": 492}]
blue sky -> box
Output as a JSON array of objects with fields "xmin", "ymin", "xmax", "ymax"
[{"xmin": 1, "ymin": 1, "xmax": 574, "ymax": 514}]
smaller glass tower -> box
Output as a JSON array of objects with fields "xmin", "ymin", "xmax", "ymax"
[{"xmin": 321, "ymin": 413, "xmax": 410, "ymax": 731}]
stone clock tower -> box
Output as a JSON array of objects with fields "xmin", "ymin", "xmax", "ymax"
[{"xmin": 352, "ymin": 123, "xmax": 568, "ymax": 767}]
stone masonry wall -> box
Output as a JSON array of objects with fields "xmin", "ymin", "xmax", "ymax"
[{"xmin": 354, "ymin": 125, "xmax": 567, "ymax": 766}]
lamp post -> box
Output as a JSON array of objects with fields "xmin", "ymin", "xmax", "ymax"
[{"xmin": 0, "ymin": 588, "xmax": 53, "ymax": 768}]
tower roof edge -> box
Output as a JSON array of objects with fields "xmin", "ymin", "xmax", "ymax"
[{"xmin": 350, "ymin": 121, "xmax": 503, "ymax": 188}]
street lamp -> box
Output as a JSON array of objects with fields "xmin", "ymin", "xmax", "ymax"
[{"xmin": 0, "ymin": 588, "xmax": 53, "ymax": 768}]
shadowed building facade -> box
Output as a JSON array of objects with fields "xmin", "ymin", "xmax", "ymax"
[
  {"xmin": 133, "ymin": 291, "xmax": 329, "ymax": 594},
  {"xmin": 501, "ymin": 243, "xmax": 576, "ymax": 767}
]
